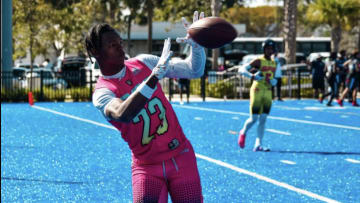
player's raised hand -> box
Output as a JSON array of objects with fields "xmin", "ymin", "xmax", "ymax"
[
  {"xmin": 176, "ymin": 11, "xmax": 205, "ymax": 46},
  {"xmin": 152, "ymin": 38, "xmax": 173, "ymax": 80}
]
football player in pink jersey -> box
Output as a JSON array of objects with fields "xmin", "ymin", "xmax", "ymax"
[{"xmin": 85, "ymin": 11, "xmax": 205, "ymax": 202}]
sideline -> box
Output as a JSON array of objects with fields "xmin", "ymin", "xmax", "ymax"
[
  {"xmin": 32, "ymin": 105, "xmax": 340, "ymax": 203},
  {"xmin": 172, "ymin": 104, "xmax": 360, "ymax": 131}
]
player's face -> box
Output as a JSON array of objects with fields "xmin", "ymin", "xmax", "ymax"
[
  {"xmin": 99, "ymin": 31, "xmax": 125, "ymax": 67},
  {"xmin": 264, "ymin": 46, "xmax": 274, "ymax": 57}
]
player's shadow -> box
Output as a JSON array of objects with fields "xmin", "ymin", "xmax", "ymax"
[{"xmin": 270, "ymin": 150, "xmax": 360, "ymax": 155}]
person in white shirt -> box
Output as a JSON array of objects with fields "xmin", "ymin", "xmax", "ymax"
[{"xmin": 272, "ymin": 52, "xmax": 283, "ymax": 101}]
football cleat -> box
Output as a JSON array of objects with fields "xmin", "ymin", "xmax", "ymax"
[
  {"xmin": 238, "ymin": 133, "xmax": 246, "ymax": 149},
  {"xmin": 336, "ymin": 99, "xmax": 343, "ymax": 107},
  {"xmin": 253, "ymin": 146, "xmax": 270, "ymax": 152}
]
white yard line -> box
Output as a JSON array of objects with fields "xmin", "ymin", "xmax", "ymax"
[
  {"xmin": 32, "ymin": 105, "xmax": 340, "ymax": 203},
  {"xmin": 196, "ymin": 154, "xmax": 339, "ymax": 203},
  {"xmin": 32, "ymin": 105, "xmax": 116, "ymax": 130},
  {"xmin": 229, "ymin": 129, "xmax": 291, "ymax": 136},
  {"xmin": 345, "ymin": 158, "xmax": 360, "ymax": 164},
  {"xmin": 280, "ymin": 160, "xmax": 297, "ymax": 165},
  {"xmin": 266, "ymin": 129, "xmax": 291, "ymax": 136},
  {"xmin": 173, "ymin": 104, "xmax": 360, "ymax": 131}
]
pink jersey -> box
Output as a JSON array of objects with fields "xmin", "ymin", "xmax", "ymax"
[{"xmin": 95, "ymin": 59, "xmax": 187, "ymax": 164}]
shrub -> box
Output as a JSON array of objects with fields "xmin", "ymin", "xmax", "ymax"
[
  {"xmin": 207, "ymin": 79, "xmax": 237, "ymax": 99},
  {"xmin": 1, "ymin": 87, "xmax": 91, "ymax": 102},
  {"xmin": 43, "ymin": 87, "xmax": 66, "ymax": 101},
  {"xmin": 1, "ymin": 88, "xmax": 28, "ymax": 102},
  {"xmin": 69, "ymin": 87, "xmax": 91, "ymax": 102},
  {"xmin": 190, "ymin": 78, "xmax": 202, "ymax": 95}
]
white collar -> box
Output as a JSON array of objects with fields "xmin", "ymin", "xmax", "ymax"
[{"xmin": 102, "ymin": 66, "xmax": 126, "ymax": 79}]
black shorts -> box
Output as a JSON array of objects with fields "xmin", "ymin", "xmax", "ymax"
[
  {"xmin": 312, "ymin": 77, "xmax": 325, "ymax": 90},
  {"xmin": 346, "ymin": 77, "xmax": 359, "ymax": 91}
]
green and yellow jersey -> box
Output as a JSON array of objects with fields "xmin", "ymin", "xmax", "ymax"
[
  {"xmin": 249, "ymin": 56, "xmax": 277, "ymax": 115},
  {"xmin": 253, "ymin": 56, "xmax": 277, "ymax": 89}
]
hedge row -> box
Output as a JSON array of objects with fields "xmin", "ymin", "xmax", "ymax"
[{"xmin": 1, "ymin": 87, "xmax": 92, "ymax": 102}]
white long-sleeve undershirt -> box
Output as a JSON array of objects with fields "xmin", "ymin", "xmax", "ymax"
[{"xmin": 93, "ymin": 44, "xmax": 205, "ymax": 119}]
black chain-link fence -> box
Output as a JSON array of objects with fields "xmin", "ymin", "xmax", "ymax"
[
  {"xmin": 2, "ymin": 64, "xmax": 315, "ymax": 103},
  {"xmin": 162, "ymin": 63, "xmax": 314, "ymax": 100}
]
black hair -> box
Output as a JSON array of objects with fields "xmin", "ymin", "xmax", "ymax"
[
  {"xmin": 85, "ymin": 23, "xmax": 116, "ymax": 63},
  {"xmin": 330, "ymin": 52, "xmax": 337, "ymax": 60},
  {"xmin": 352, "ymin": 51, "xmax": 359, "ymax": 59}
]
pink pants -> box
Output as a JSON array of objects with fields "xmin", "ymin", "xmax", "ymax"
[{"xmin": 131, "ymin": 140, "xmax": 203, "ymax": 203}]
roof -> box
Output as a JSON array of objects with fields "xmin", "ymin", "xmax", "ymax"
[
  {"xmin": 233, "ymin": 37, "xmax": 331, "ymax": 42},
  {"xmin": 120, "ymin": 21, "xmax": 246, "ymax": 40}
]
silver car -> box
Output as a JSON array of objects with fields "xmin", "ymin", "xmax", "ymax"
[{"xmin": 26, "ymin": 69, "xmax": 68, "ymax": 89}]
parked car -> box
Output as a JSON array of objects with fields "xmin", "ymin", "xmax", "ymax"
[
  {"xmin": 26, "ymin": 68, "xmax": 68, "ymax": 89},
  {"xmin": 59, "ymin": 55, "xmax": 87, "ymax": 87},
  {"xmin": 15, "ymin": 63, "xmax": 40, "ymax": 69},
  {"xmin": 307, "ymin": 52, "xmax": 336, "ymax": 62},
  {"xmin": 61, "ymin": 56, "xmax": 87, "ymax": 71},
  {"xmin": 13, "ymin": 67, "xmax": 27, "ymax": 79},
  {"xmin": 278, "ymin": 52, "xmax": 306, "ymax": 64},
  {"xmin": 223, "ymin": 49, "xmax": 248, "ymax": 69},
  {"xmin": 81, "ymin": 57, "xmax": 101, "ymax": 86},
  {"xmin": 12, "ymin": 67, "xmax": 27, "ymax": 88}
]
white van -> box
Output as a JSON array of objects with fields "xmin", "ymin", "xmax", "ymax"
[
  {"xmin": 15, "ymin": 63, "xmax": 40, "ymax": 69},
  {"xmin": 307, "ymin": 52, "xmax": 330, "ymax": 62},
  {"xmin": 83, "ymin": 57, "xmax": 101, "ymax": 86}
]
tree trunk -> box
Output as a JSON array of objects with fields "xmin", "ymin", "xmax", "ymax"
[
  {"xmin": 211, "ymin": 0, "xmax": 221, "ymax": 70},
  {"xmin": 147, "ymin": 0, "xmax": 153, "ymax": 54},
  {"xmin": 30, "ymin": 34, "xmax": 34, "ymax": 92},
  {"xmin": 109, "ymin": 2, "xmax": 115, "ymax": 25},
  {"xmin": 127, "ymin": 15, "xmax": 132, "ymax": 56},
  {"xmin": 283, "ymin": 0, "xmax": 297, "ymax": 64},
  {"xmin": 358, "ymin": 27, "xmax": 360, "ymax": 52},
  {"xmin": 52, "ymin": 43, "xmax": 62, "ymax": 58},
  {"xmin": 331, "ymin": 25, "xmax": 342, "ymax": 53}
]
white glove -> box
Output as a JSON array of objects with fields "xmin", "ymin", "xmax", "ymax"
[
  {"xmin": 252, "ymin": 71, "xmax": 264, "ymax": 81},
  {"xmin": 152, "ymin": 38, "xmax": 173, "ymax": 80},
  {"xmin": 176, "ymin": 11, "xmax": 205, "ymax": 47},
  {"xmin": 270, "ymin": 78, "xmax": 278, "ymax": 86}
]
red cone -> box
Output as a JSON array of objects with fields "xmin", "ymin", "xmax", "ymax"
[{"xmin": 28, "ymin": 92, "xmax": 34, "ymax": 106}]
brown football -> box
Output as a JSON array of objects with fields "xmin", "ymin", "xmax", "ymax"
[{"xmin": 188, "ymin": 17, "xmax": 237, "ymax": 49}]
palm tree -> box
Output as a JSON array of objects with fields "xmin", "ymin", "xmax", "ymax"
[
  {"xmin": 306, "ymin": 0, "xmax": 360, "ymax": 52},
  {"xmin": 283, "ymin": 0, "xmax": 297, "ymax": 64},
  {"xmin": 146, "ymin": 0, "xmax": 154, "ymax": 54},
  {"xmin": 211, "ymin": 0, "xmax": 221, "ymax": 70},
  {"xmin": 123, "ymin": 0, "xmax": 142, "ymax": 55},
  {"xmin": 13, "ymin": 0, "xmax": 41, "ymax": 91}
]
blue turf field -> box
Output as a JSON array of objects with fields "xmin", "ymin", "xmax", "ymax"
[{"xmin": 2, "ymin": 100, "xmax": 360, "ymax": 202}]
